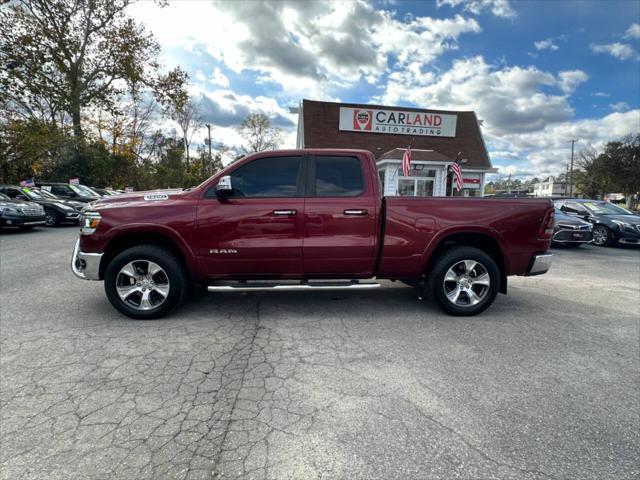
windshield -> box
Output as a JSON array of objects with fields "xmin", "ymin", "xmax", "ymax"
[
  {"xmin": 68, "ymin": 184, "xmax": 94, "ymax": 197},
  {"xmin": 36, "ymin": 188, "xmax": 58, "ymax": 200},
  {"xmin": 20, "ymin": 187, "xmax": 44, "ymax": 200},
  {"xmin": 77, "ymin": 185, "xmax": 100, "ymax": 196},
  {"xmin": 582, "ymin": 202, "xmax": 634, "ymax": 215}
]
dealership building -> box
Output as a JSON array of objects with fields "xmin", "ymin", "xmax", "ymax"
[{"xmin": 294, "ymin": 99, "xmax": 496, "ymax": 197}]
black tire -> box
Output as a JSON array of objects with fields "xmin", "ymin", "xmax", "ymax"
[
  {"xmin": 104, "ymin": 245, "xmax": 190, "ymax": 320},
  {"xmin": 592, "ymin": 225, "xmax": 611, "ymax": 246},
  {"xmin": 426, "ymin": 246, "xmax": 500, "ymax": 316},
  {"xmin": 45, "ymin": 210, "xmax": 61, "ymax": 227}
]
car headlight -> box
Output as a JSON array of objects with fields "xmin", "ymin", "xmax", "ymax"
[
  {"xmin": 80, "ymin": 211, "xmax": 101, "ymax": 235},
  {"xmin": 56, "ymin": 202, "xmax": 74, "ymax": 211},
  {"xmin": 611, "ymin": 219, "xmax": 633, "ymax": 230},
  {"xmin": 0, "ymin": 205, "xmax": 19, "ymax": 214}
]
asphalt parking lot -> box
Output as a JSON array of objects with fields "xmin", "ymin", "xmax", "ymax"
[{"xmin": 1, "ymin": 227, "xmax": 639, "ymax": 480}]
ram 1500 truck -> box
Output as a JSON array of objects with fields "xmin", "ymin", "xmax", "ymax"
[{"xmin": 71, "ymin": 149, "xmax": 554, "ymax": 319}]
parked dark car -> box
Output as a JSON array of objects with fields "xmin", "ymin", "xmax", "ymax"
[
  {"xmin": 551, "ymin": 208, "xmax": 593, "ymax": 246},
  {"xmin": 36, "ymin": 182, "xmax": 100, "ymax": 203},
  {"xmin": 90, "ymin": 187, "xmax": 109, "ymax": 196},
  {"xmin": 0, "ymin": 185, "xmax": 80, "ymax": 226},
  {"xmin": 32, "ymin": 187, "xmax": 85, "ymax": 212},
  {"xmin": 0, "ymin": 192, "xmax": 46, "ymax": 230},
  {"xmin": 554, "ymin": 199, "xmax": 640, "ymax": 246}
]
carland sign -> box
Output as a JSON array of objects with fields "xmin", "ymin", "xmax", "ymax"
[{"xmin": 339, "ymin": 107, "xmax": 457, "ymax": 137}]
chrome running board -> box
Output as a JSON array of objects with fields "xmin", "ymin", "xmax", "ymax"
[{"xmin": 207, "ymin": 280, "xmax": 381, "ymax": 293}]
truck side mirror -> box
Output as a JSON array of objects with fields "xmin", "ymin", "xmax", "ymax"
[{"xmin": 216, "ymin": 176, "xmax": 233, "ymax": 195}]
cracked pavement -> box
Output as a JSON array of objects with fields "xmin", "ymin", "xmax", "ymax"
[{"xmin": 1, "ymin": 228, "xmax": 639, "ymax": 479}]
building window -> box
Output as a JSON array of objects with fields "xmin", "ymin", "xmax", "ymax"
[{"xmin": 398, "ymin": 178, "xmax": 434, "ymax": 197}]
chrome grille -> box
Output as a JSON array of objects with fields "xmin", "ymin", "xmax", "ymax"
[{"xmin": 20, "ymin": 206, "xmax": 43, "ymax": 216}]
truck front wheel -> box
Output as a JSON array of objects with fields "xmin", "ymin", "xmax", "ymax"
[
  {"xmin": 104, "ymin": 245, "xmax": 189, "ymax": 320},
  {"xmin": 427, "ymin": 246, "xmax": 499, "ymax": 316}
]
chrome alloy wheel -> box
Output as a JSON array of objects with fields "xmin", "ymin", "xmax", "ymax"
[
  {"xmin": 45, "ymin": 213, "xmax": 56, "ymax": 226},
  {"xmin": 116, "ymin": 260, "xmax": 170, "ymax": 311},
  {"xmin": 592, "ymin": 226, "xmax": 608, "ymax": 246},
  {"xmin": 442, "ymin": 259, "xmax": 491, "ymax": 307}
]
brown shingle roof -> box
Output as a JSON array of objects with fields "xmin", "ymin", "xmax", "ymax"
[{"xmin": 302, "ymin": 99, "xmax": 492, "ymax": 169}]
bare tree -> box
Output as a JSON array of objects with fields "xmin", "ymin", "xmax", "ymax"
[
  {"xmin": 237, "ymin": 113, "xmax": 282, "ymax": 153},
  {"xmin": 154, "ymin": 68, "xmax": 202, "ymax": 165}
]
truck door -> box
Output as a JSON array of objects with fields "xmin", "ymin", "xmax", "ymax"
[
  {"xmin": 303, "ymin": 155, "xmax": 378, "ymax": 276},
  {"xmin": 196, "ymin": 155, "xmax": 305, "ymax": 277}
]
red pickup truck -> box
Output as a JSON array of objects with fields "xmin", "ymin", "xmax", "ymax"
[{"xmin": 71, "ymin": 149, "xmax": 554, "ymax": 319}]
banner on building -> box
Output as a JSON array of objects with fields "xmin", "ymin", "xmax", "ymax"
[
  {"xmin": 462, "ymin": 173, "xmax": 481, "ymax": 189},
  {"xmin": 339, "ymin": 107, "xmax": 457, "ymax": 137}
]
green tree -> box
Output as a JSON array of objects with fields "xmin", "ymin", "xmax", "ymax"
[
  {"xmin": 0, "ymin": 0, "xmax": 162, "ymax": 141},
  {"xmin": 237, "ymin": 113, "xmax": 282, "ymax": 153},
  {"xmin": 600, "ymin": 134, "xmax": 640, "ymax": 208},
  {"xmin": 0, "ymin": 118, "xmax": 70, "ymax": 182}
]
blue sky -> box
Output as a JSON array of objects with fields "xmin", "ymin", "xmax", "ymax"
[{"xmin": 130, "ymin": 0, "xmax": 640, "ymax": 178}]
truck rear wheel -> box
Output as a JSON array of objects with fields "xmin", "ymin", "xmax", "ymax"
[
  {"xmin": 427, "ymin": 246, "xmax": 499, "ymax": 316},
  {"xmin": 104, "ymin": 245, "xmax": 189, "ymax": 320}
]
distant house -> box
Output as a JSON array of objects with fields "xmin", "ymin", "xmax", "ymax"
[{"xmin": 533, "ymin": 177, "xmax": 567, "ymax": 197}]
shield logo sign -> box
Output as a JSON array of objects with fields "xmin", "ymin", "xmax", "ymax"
[{"xmin": 353, "ymin": 109, "xmax": 372, "ymax": 130}]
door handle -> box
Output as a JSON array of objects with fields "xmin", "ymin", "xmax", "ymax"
[
  {"xmin": 272, "ymin": 209, "xmax": 297, "ymax": 216},
  {"xmin": 343, "ymin": 209, "xmax": 367, "ymax": 216}
]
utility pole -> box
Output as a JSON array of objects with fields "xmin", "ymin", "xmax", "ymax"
[
  {"xmin": 206, "ymin": 124, "xmax": 212, "ymax": 176},
  {"xmin": 569, "ymin": 139, "xmax": 577, "ymax": 197}
]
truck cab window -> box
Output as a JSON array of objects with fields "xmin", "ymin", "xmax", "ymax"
[
  {"xmin": 224, "ymin": 156, "xmax": 302, "ymax": 197},
  {"xmin": 314, "ymin": 156, "xmax": 364, "ymax": 197}
]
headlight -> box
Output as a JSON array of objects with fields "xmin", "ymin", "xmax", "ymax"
[
  {"xmin": 611, "ymin": 219, "xmax": 633, "ymax": 230},
  {"xmin": 80, "ymin": 211, "xmax": 101, "ymax": 235},
  {"xmin": 0, "ymin": 205, "xmax": 19, "ymax": 214}
]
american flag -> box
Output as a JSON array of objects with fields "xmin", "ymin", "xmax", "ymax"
[
  {"xmin": 451, "ymin": 154, "xmax": 464, "ymax": 191},
  {"xmin": 401, "ymin": 146, "xmax": 412, "ymax": 177}
]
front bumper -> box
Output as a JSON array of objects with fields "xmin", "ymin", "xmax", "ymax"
[
  {"xmin": 0, "ymin": 214, "xmax": 46, "ymax": 227},
  {"xmin": 552, "ymin": 228, "xmax": 593, "ymax": 244},
  {"xmin": 614, "ymin": 227, "xmax": 640, "ymax": 245},
  {"xmin": 63, "ymin": 212, "xmax": 80, "ymax": 224},
  {"xmin": 71, "ymin": 239, "xmax": 103, "ymax": 280},
  {"xmin": 526, "ymin": 252, "xmax": 553, "ymax": 276}
]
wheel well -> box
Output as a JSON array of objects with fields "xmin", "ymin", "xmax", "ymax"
[
  {"xmin": 99, "ymin": 232, "xmax": 189, "ymax": 280},
  {"xmin": 425, "ymin": 232, "xmax": 507, "ymax": 294}
]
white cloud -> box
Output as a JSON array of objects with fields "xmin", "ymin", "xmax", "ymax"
[
  {"xmin": 211, "ymin": 67, "xmax": 229, "ymax": 88},
  {"xmin": 610, "ymin": 101, "xmax": 629, "ymax": 112},
  {"xmin": 436, "ymin": 0, "xmax": 516, "ymax": 18},
  {"xmin": 488, "ymin": 109, "xmax": 640, "ymax": 177},
  {"xmin": 534, "ymin": 39, "xmax": 559, "ymax": 51},
  {"xmin": 378, "ymin": 56, "xmax": 587, "ymax": 136},
  {"xmin": 591, "ymin": 91, "xmax": 610, "ymax": 97},
  {"xmin": 558, "ymin": 70, "xmax": 589, "ymax": 94},
  {"xmin": 129, "ymin": 1, "xmax": 482, "ymax": 100},
  {"xmin": 590, "ymin": 42, "xmax": 639, "ymax": 61},
  {"xmin": 194, "ymin": 70, "xmax": 206, "ymax": 82},
  {"xmin": 624, "ymin": 23, "xmax": 640, "ymax": 39}
]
